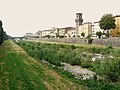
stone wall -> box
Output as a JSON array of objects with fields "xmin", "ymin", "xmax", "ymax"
[
  {"xmin": 92, "ymin": 39, "xmax": 120, "ymax": 47},
  {"xmin": 32, "ymin": 38, "xmax": 120, "ymax": 47}
]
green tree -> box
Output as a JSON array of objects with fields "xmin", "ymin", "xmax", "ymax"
[
  {"xmin": 81, "ymin": 32, "xmax": 85, "ymax": 38},
  {"xmin": 3, "ymin": 31, "xmax": 8, "ymax": 40},
  {"xmin": 96, "ymin": 31, "xmax": 102, "ymax": 39},
  {"xmin": 0, "ymin": 20, "xmax": 3, "ymax": 45},
  {"xmin": 86, "ymin": 35, "xmax": 93, "ymax": 44},
  {"xmin": 99, "ymin": 14, "xmax": 116, "ymax": 37}
]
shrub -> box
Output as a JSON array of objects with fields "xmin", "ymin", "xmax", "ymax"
[
  {"xmin": 106, "ymin": 44, "xmax": 113, "ymax": 49},
  {"xmin": 81, "ymin": 59, "xmax": 93, "ymax": 68},
  {"xmin": 88, "ymin": 38, "xmax": 93, "ymax": 44},
  {"xmin": 71, "ymin": 44, "xmax": 76, "ymax": 49}
]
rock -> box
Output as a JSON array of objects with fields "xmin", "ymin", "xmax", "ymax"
[{"xmin": 62, "ymin": 62, "xmax": 96, "ymax": 80}]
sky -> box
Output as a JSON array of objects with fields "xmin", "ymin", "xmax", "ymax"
[{"xmin": 0, "ymin": 0, "xmax": 120, "ymax": 37}]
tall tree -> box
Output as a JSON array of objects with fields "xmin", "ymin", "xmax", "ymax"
[
  {"xmin": 99, "ymin": 14, "xmax": 116, "ymax": 37},
  {"xmin": 96, "ymin": 31, "xmax": 102, "ymax": 39},
  {"xmin": 0, "ymin": 20, "xmax": 3, "ymax": 45}
]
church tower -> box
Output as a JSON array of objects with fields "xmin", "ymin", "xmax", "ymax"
[{"xmin": 75, "ymin": 13, "xmax": 83, "ymax": 37}]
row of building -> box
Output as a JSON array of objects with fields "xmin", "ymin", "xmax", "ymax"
[{"xmin": 25, "ymin": 13, "xmax": 120, "ymax": 39}]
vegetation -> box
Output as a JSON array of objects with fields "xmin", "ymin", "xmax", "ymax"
[
  {"xmin": 86, "ymin": 35, "xmax": 93, "ymax": 44},
  {"xmin": 0, "ymin": 40, "xmax": 84, "ymax": 90},
  {"xmin": 0, "ymin": 20, "xmax": 8, "ymax": 45},
  {"xmin": 81, "ymin": 32, "xmax": 85, "ymax": 38},
  {"xmin": 0, "ymin": 20, "xmax": 4, "ymax": 45},
  {"xmin": 96, "ymin": 31, "xmax": 102, "ymax": 39},
  {"xmin": 16, "ymin": 41, "xmax": 120, "ymax": 90},
  {"xmin": 42, "ymin": 35, "xmax": 51, "ymax": 38},
  {"xmin": 99, "ymin": 14, "xmax": 116, "ymax": 37}
]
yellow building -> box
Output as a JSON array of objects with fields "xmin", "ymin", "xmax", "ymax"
[
  {"xmin": 111, "ymin": 15, "xmax": 120, "ymax": 37},
  {"xmin": 78, "ymin": 22, "xmax": 92, "ymax": 38}
]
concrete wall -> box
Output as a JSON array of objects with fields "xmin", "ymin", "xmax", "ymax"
[{"xmin": 32, "ymin": 38, "xmax": 120, "ymax": 47}]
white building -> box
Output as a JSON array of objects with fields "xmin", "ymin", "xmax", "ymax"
[
  {"xmin": 41, "ymin": 30, "xmax": 51, "ymax": 37},
  {"xmin": 92, "ymin": 22, "xmax": 104, "ymax": 39},
  {"xmin": 25, "ymin": 33, "xmax": 33, "ymax": 37},
  {"xmin": 65, "ymin": 28, "xmax": 76, "ymax": 38},
  {"xmin": 35, "ymin": 30, "xmax": 42, "ymax": 38},
  {"xmin": 49, "ymin": 27, "xmax": 59, "ymax": 38}
]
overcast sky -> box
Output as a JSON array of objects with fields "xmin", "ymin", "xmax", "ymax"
[{"xmin": 0, "ymin": 0, "xmax": 120, "ymax": 37}]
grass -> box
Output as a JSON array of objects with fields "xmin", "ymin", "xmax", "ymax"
[
  {"xmin": 0, "ymin": 40, "xmax": 85, "ymax": 90},
  {"xmin": 0, "ymin": 41, "xmax": 47, "ymax": 90},
  {"xmin": 16, "ymin": 40, "xmax": 120, "ymax": 90}
]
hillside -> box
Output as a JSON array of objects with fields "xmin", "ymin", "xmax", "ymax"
[{"xmin": 0, "ymin": 41, "xmax": 85, "ymax": 90}]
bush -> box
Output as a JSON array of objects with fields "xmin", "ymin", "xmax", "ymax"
[
  {"xmin": 15, "ymin": 41, "xmax": 120, "ymax": 90},
  {"xmin": 71, "ymin": 44, "xmax": 76, "ymax": 49},
  {"xmin": 81, "ymin": 59, "xmax": 93, "ymax": 68},
  {"xmin": 106, "ymin": 44, "xmax": 113, "ymax": 49},
  {"xmin": 88, "ymin": 38, "xmax": 93, "ymax": 44}
]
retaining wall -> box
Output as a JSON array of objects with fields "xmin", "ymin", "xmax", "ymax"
[{"xmin": 32, "ymin": 38, "xmax": 120, "ymax": 47}]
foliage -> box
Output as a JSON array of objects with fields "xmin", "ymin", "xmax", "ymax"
[
  {"xmin": 96, "ymin": 31, "xmax": 102, "ymax": 39},
  {"xmin": 0, "ymin": 20, "xmax": 8, "ymax": 45},
  {"xmin": 94, "ymin": 58, "xmax": 120, "ymax": 82},
  {"xmin": 99, "ymin": 14, "xmax": 116, "ymax": 30},
  {"xmin": 86, "ymin": 35, "xmax": 93, "ymax": 44},
  {"xmin": 99, "ymin": 14, "xmax": 116, "ymax": 37},
  {"xmin": 81, "ymin": 59, "xmax": 93, "ymax": 68},
  {"xmin": 106, "ymin": 44, "xmax": 113, "ymax": 49},
  {"xmin": 81, "ymin": 32, "xmax": 85, "ymax": 38},
  {"xmin": 86, "ymin": 34, "xmax": 91, "ymax": 39},
  {"xmin": 16, "ymin": 41, "xmax": 120, "ymax": 89},
  {"xmin": 58, "ymin": 35, "xmax": 65, "ymax": 38},
  {"xmin": 0, "ymin": 20, "xmax": 3, "ymax": 45},
  {"xmin": 52, "ymin": 65, "xmax": 120, "ymax": 90},
  {"xmin": 42, "ymin": 35, "xmax": 51, "ymax": 38},
  {"xmin": 88, "ymin": 38, "xmax": 93, "ymax": 44}
]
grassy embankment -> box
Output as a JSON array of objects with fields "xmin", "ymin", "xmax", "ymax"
[
  {"xmin": 17, "ymin": 40, "xmax": 120, "ymax": 90},
  {"xmin": 0, "ymin": 40, "xmax": 85, "ymax": 90}
]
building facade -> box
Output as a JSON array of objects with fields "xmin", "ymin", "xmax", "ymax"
[
  {"xmin": 92, "ymin": 22, "xmax": 104, "ymax": 38},
  {"xmin": 78, "ymin": 22, "xmax": 92, "ymax": 38},
  {"xmin": 35, "ymin": 30, "xmax": 42, "ymax": 38},
  {"xmin": 65, "ymin": 27, "xmax": 76, "ymax": 38},
  {"xmin": 111, "ymin": 15, "xmax": 120, "ymax": 37},
  {"xmin": 25, "ymin": 33, "xmax": 33, "ymax": 37},
  {"xmin": 41, "ymin": 30, "xmax": 51, "ymax": 37}
]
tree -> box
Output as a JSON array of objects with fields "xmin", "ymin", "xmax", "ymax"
[
  {"xmin": 81, "ymin": 32, "xmax": 85, "ymax": 38},
  {"xmin": 99, "ymin": 14, "xmax": 116, "ymax": 37},
  {"xmin": 0, "ymin": 20, "xmax": 3, "ymax": 45},
  {"xmin": 43, "ymin": 35, "xmax": 51, "ymax": 38},
  {"xmin": 96, "ymin": 31, "xmax": 102, "ymax": 39},
  {"xmin": 86, "ymin": 35, "xmax": 93, "ymax": 44},
  {"xmin": 3, "ymin": 31, "xmax": 8, "ymax": 40}
]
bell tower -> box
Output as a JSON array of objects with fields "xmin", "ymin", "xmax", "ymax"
[{"xmin": 75, "ymin": 13, "xmax": 83, "ymax": 37}]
